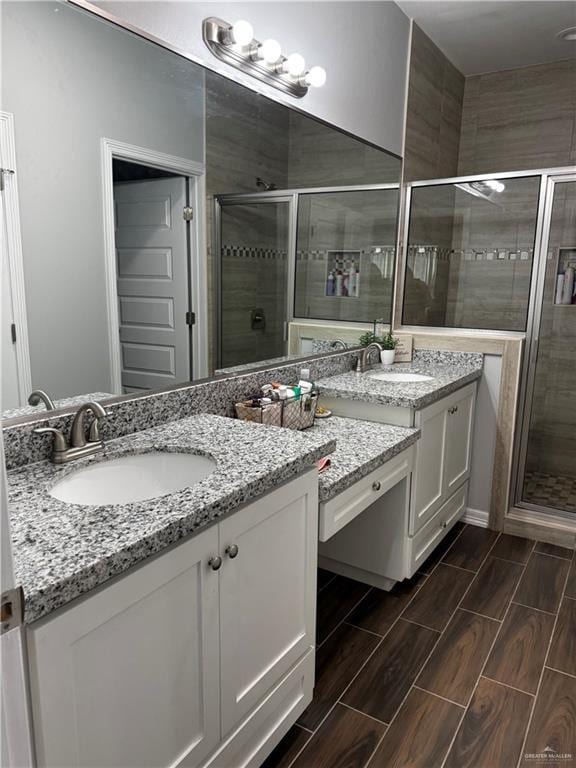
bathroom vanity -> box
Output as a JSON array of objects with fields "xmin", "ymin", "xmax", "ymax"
[
  {"xmin": 4, "ymin": 353, "xmax": 483, "ymax": 768},
  {"xmin": 7, "ymin": 416, "xmax": 334, "ymax": 768},
  {"xmin": 316, "ymin": 351, "xmax": 483, "ymax": 587}
]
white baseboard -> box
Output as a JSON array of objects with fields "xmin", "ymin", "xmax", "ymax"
[{"xmin": 463, "ymin": 507, "xmax": 489, "ymax": 528}]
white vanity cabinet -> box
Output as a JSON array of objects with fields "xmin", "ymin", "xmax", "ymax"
[
  {"xmin": 411, "ymin": 382, "xmax": 476, "ymax": 534},
  {"xmin": 318, "ymin": 382, "xmax": 477, "ymax": 587},
  {"xmin": 26, "ymin": 470, "xmax": 318, "ymax": 768}
]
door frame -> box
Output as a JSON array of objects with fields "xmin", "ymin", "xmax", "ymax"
[
  {"xmin": 512, "ymin": 170, "xmax": 576, "ymax": 521},
  {"xmin": 0, "ymin": 111, "xmax": 32, "ymax": 407},
  {"xmin": 214, "ymin": 193, "xmax": 297, "ymax": 370},
  {"xmin": 101, "ymin": 138, "xmax": 208, "ymax": 391}
]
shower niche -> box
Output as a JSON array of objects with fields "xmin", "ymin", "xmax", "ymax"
[{"xmin": 324, "ymin": 251, "xmax": 361, "ymax": 298}]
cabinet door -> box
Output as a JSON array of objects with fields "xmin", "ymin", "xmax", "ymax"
[
  {"xmin": 219, "ymin": 470, "xmax": 318, "ymax": 736},
  {"xmin": 444, "ymin": 385, "xmax": 476, "ymax": 496},
  {"xmin": 410, "ymin": 399, "xmax": 448, "ymax": 534},
  {"xmin": 27, "ymin": 527, "xmax": 221, "ymax": 768}
]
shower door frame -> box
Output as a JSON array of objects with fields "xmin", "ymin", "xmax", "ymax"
[
  {"xmin": 512, "ymin": 170, "xmax": 576, "ymax": 523},
  {"xmin": 214, "ymin": 193, "xmax": 298, "ymax": 369},
  {"xmin": 394, "ymin": 168, "xmax": 552, "ymax": 336}
]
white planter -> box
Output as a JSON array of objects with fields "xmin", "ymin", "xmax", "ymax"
[{"xmin": 380, "ymin": 349, "xmax": 396, "ymax": 365}]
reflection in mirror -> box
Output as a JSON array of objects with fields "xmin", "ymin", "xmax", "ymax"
[
  {"xmin": 294, "ymin": 189, "xmax": 399, "ymax": 323},
  {"xmin": 1, "ymin": 0, "xmax": 401, "ymax": 421}
]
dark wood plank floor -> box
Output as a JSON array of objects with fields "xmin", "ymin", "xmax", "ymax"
[{"xmin": 265, "ymin": 524, "xmax": 576, "ymax": 768}]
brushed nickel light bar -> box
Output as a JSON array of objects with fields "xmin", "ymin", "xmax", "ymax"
[{"xmin": 202, "ymin": 17, "xmax": 326, "ymax": 99}]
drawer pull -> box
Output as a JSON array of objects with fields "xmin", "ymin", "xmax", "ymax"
[
  {"xmin": 208, "ymin": 556, "xmax": 222, "ymax": 571},
  {"xmin": 440, "ymin": 520, "xmax": 448, "ymax": 529},
  {"xmin": 372, "ymin": 481, "xmax": 382, "ymax": 492},
  {"xmin": 225, "ymin": 544, "xmax": 239, "ymax": 559}
]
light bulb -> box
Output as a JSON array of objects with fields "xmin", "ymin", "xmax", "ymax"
[
  {"xmin": 304, "ymin": 65, "xmax": 327, "ymax": 88},
  {"xmin": 485, "ymin": 179, "xmax": 505, "ymax": 193},
  {"xmin": 231, "ymin": 19, "xmax": 254, "ymax": 47},
  {"xmin": 285, "ymin": 53, "xmax": 306, "ymax": 77},
  {"xmin": 259, "ymin": 38, "xmax": 282, "ymax": 65}
]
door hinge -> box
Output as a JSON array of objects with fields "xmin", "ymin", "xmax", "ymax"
[
  {"xmin": 183, "ymin": 206, "xmax": 194, "ymax": 221},
  {"xmin": 1, "ymin": 587, "xmax": 24, "ymax": 634},
  {"xmin": 10, "ymin": 323, "xmax": 17, "ymax": 343},
  {"xmin": 185, "ymin": 311, "xmax": 196, "ymax": 326}
]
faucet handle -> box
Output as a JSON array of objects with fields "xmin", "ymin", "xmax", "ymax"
[
  {"xmin": 88, "ymin": 416, "xmax": 105, "ymax": 443},
  {"xmin": 33, "ymin": 427, "xmax": 69, "ymax": 452}
]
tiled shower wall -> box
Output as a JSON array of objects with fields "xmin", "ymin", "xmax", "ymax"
[
  {"xmin": 527, "ymin": 182, "xmax": 576, "ymax": 478},
  {"xmin": 402, "ymin": 29, "xmax": 575, "ymax": 335},
  {"xmin": 220, "ymin": 203, "xmax": 288, "ymax": 368},
  {"xmin": 294, "ymin": 190, "xmax": 399, "ymax": 325}
]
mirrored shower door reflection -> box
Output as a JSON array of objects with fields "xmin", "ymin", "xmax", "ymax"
[
  {"xmin": 518, "ymin": 175, "xmax": 576, "ymax": 516},
  {"xmin": 217, "ymin": 196, "xmax": 294, "ymax": 370}
]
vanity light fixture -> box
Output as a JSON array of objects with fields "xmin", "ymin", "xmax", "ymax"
[{"xmin": 202, "ymin": 17, "xmax": 326, "ymax": 98}]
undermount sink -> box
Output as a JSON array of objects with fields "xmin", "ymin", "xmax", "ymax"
[
  {"xmin": 50, "ymin": 452, "xmax": 216, "ymax": 506},
  {"xmin": 368, "ymin": 372, "xmax": 434, "ymax": 383}
]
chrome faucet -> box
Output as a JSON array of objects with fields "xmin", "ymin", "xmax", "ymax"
[
  {"xmin": 330, "ymin": 339, "xmax": 348, "ymax": 351},
  {"xmin": 28, "ymin": 390, "xmax": 56, "ymax": 410},
  {"xmin": 34, "ymin": 401, "xmax": 108, "ymax": 464},
  {"xmin": 355, "ymin": 342, "xmax": 383, "ymax": 373}
]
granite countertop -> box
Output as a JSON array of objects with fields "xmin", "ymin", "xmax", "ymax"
[
  {"xmin": 2, "ymin": 391, "xmax": 114, "ymax": 421},
  {"xmin": 7, "ymin": 414, "xmax": 335, "ymax": 624},
  {"xmin": 316, "ymin": 350, "xmax": 483, "ymax": 409},
  {"xmin": 305, "ymin": 416, "xmax": 420, "ymax": 502}
]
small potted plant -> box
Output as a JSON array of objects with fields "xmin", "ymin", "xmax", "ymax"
[
  {"xmin": 380, "ymin": 331, "xmax": 399, "ymax": 365},
  {"xmin": 358, "ymin": 330, "xmax": 380, "ymax": 347}
]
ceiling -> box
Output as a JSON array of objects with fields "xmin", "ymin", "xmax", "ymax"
[{"xmin": 395, "ymin": 1, "xmax": 576, "ymax": 75}]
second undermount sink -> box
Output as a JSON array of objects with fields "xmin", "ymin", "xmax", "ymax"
[
  {"xmin": 50, "ymin": 452, "xmax": 216, "ymax": 506},
  {"xmin": 368, "ymin": 372, "xmax": 434, "ymax": 383}
]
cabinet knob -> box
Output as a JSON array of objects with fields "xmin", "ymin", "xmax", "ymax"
[
  {"xmin": 440, "ymin": 520, "xmax": 448, "ymax": 529},
  {"xmin": 372, "ymin": 481, "xmax": 382, "ymax": 492},
  {"xmin": 208, "ymin": 556, "xmax": 222, "ymax": 571},
  {"xmin": 225, "ymin": 544, "xmax": 239, "ymax": 559}
]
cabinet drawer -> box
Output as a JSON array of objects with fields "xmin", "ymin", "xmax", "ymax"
[
  {"xmin": 407, "ymin": 482, "xmax": 468, "ymax": 576},
  {"xmin": 200, "ymin": 649, "xmax": 314, "ymax": 768},
  {"xmin": 319, "ymin": 447, "xmax": 414, "ymax": 542}
]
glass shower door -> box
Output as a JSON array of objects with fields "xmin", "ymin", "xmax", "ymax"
[
  {"xmin": 218, "ymin": 196, "xmax": 293, "ymax": 370},
  {"xmin": 518, "ymin": 176, "xmax": 576, "ymax": 515}
]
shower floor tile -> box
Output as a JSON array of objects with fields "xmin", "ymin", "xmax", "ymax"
[{"xmin": 524, "ymin": 471, "xmax": 576, "ymax": 514}]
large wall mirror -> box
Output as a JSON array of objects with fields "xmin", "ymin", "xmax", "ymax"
[{"xmin": 1, "ymin": 0, "xmax": 401, "ymax": 421}]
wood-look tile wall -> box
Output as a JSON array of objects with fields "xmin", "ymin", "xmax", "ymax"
[
  {"xmin": 458, "ymin": 58, "xmax": 576, "ymax": 174},
  {"xmin": 403, "ymin": 24, "xmax": 465, "ymax": 183}
]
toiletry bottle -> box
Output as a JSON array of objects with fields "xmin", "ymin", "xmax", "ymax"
[
  {"xmin": 326, "ymin": 270, "xmax": 335, "ymax": 296},
  {"xmin": 348, "ymin": 263, "xmax": 356, "ymax": 297},
  {"xmin": 556, "ymin": 274, "xmax": 565, "ymax": 305},
  {"xmin": 342, "ymin": 262, "xmax": 349, "ymax": 297},
  {"xmin": 563, "ymin": 266, "xmax": 574, "ymax": 304},
  {"xmin": 335, "ymin": 270, "xmax": 343, "ymax": 297}
]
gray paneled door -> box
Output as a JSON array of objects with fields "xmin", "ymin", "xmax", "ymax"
[{"xmin": 114, "ymin": 178, "xmax": 191, "ymax": 392}]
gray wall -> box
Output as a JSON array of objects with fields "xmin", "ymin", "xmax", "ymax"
[
  {"xmin": 90, "ymin": 0, "xmax": 411, "ymax": 156},
  {"xmin": 459, "ymin": 58, "xmax": 576, "ymax": 174},
  {"xmin": 403, "ymin": 23, "xmax": 465, "ymax": 182},
  {"xmin": 2, "ymin": 2, "xmax": 204, "ymax": 397}
]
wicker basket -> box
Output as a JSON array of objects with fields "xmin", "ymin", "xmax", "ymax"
[{"xmin": 235, "ymin": 393, "xmax": 317, "ymax": 431}]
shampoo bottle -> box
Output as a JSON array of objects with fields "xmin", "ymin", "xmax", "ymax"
[{"xmin": 326, "ymin": 271, "xmax": 335, "ymax": 296}]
